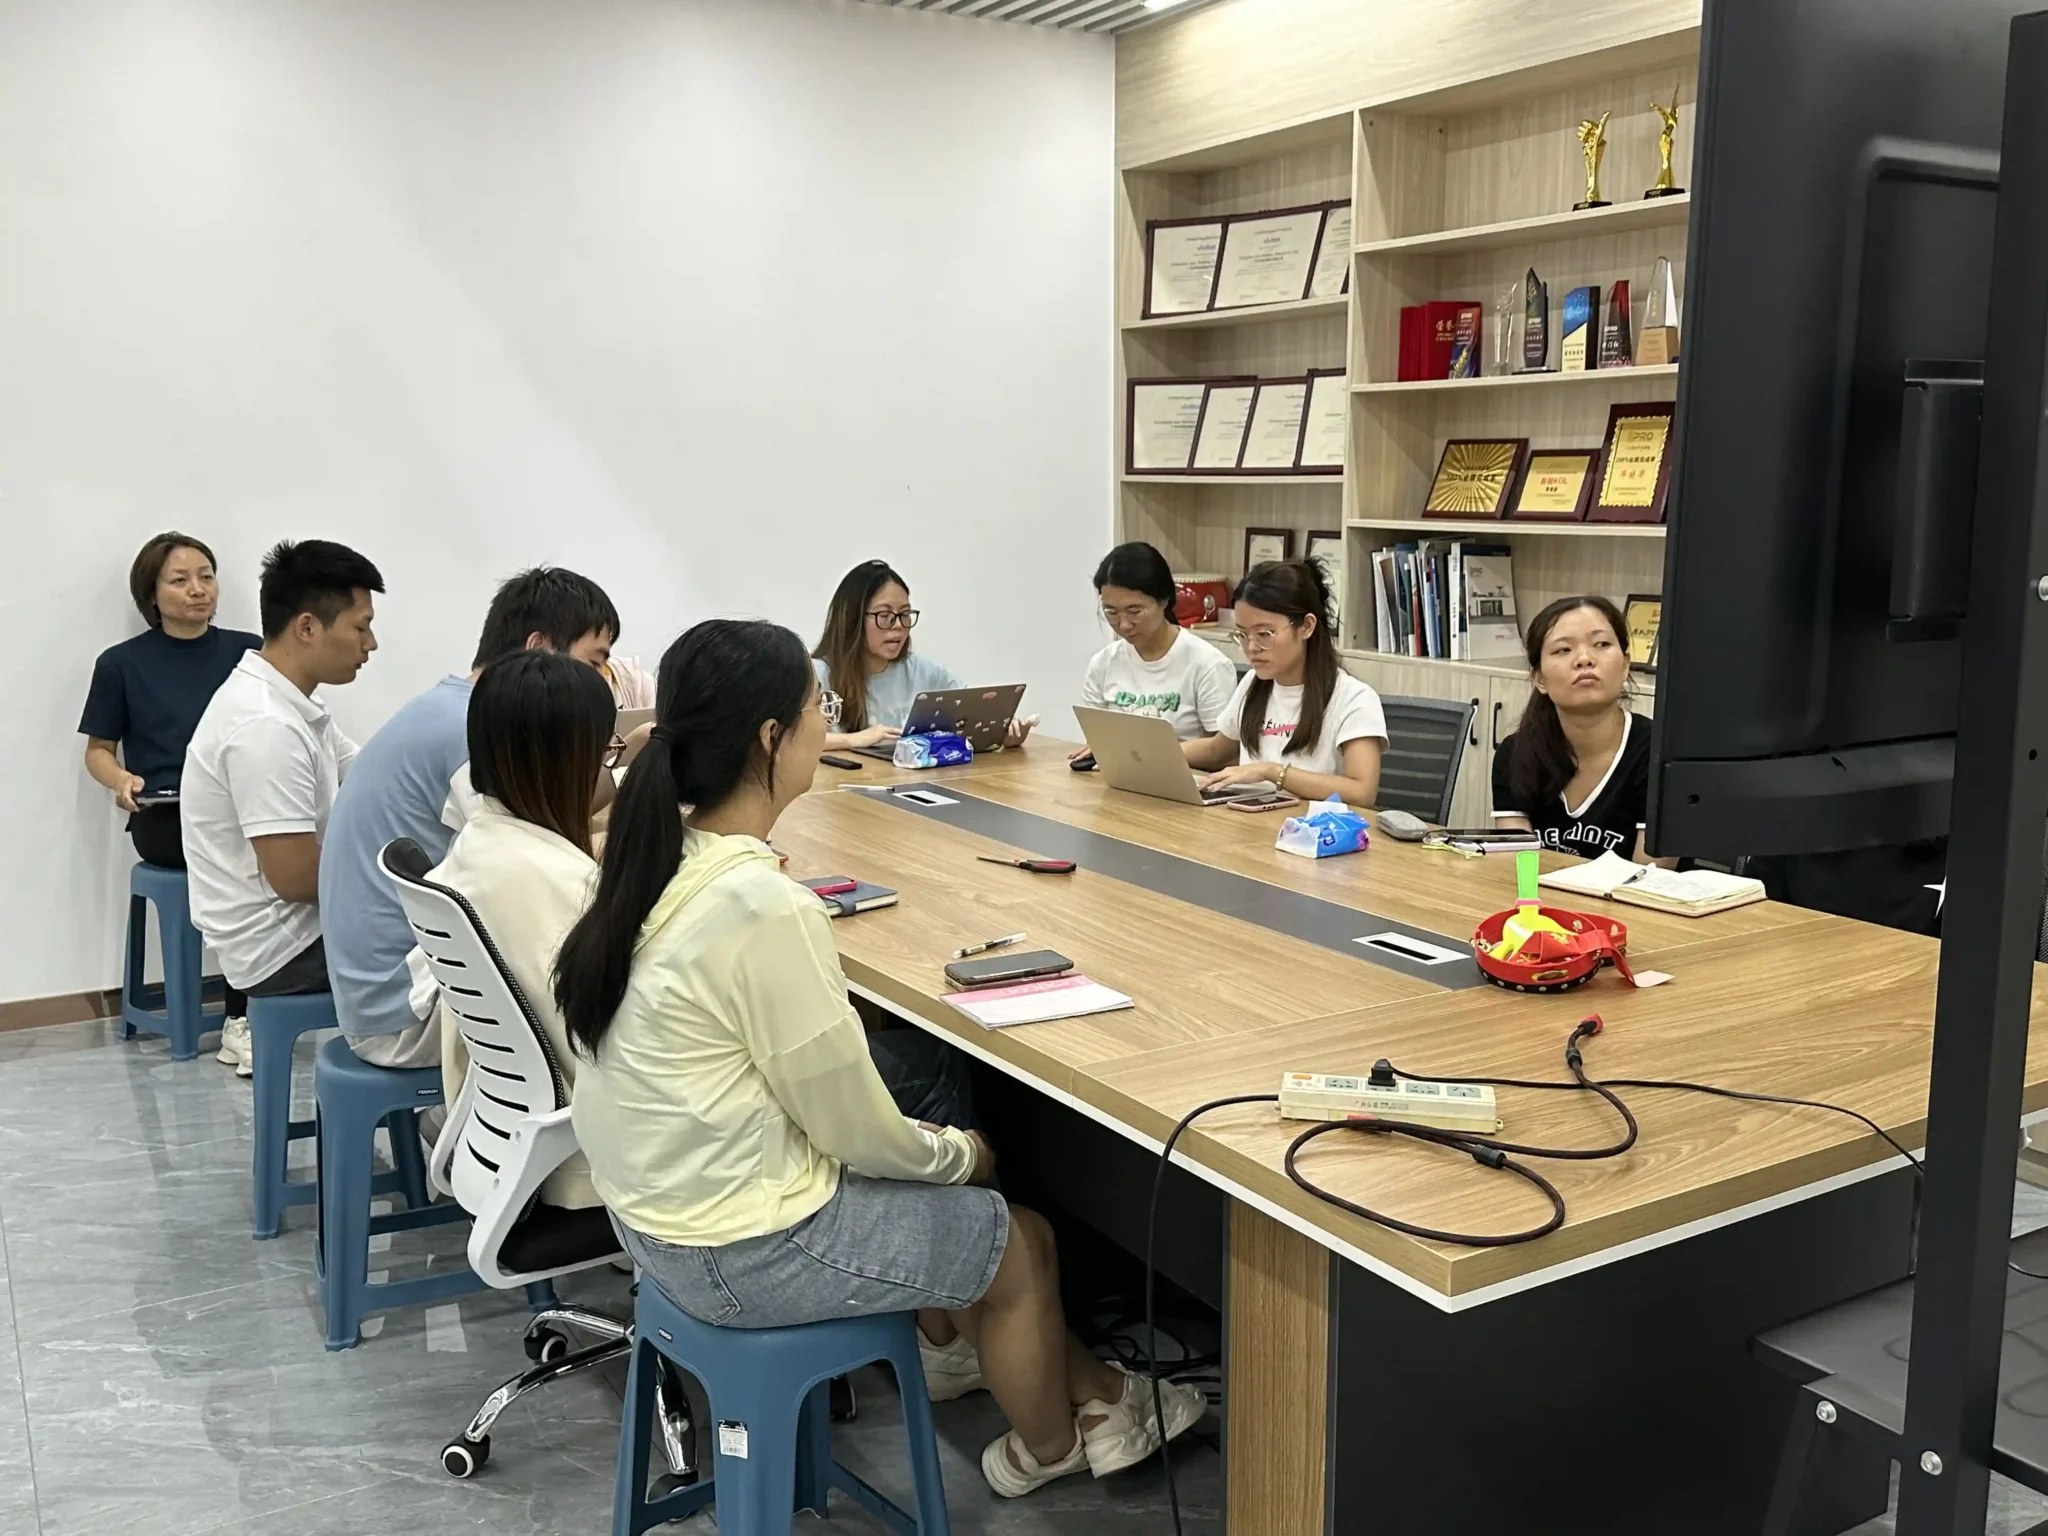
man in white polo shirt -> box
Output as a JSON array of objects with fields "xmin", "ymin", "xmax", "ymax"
[{"xmin": 180, "ymin": 539, "xmax": 384, "ymax": 1073}]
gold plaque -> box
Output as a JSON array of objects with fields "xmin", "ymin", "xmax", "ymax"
[
  {"xmin": 1509, "ymin": 448, "xmax": 1597, "ymax": 521},
  {"xmin": 1624, "ymin": 593, "xmax": 1662, "ymax": 673},
  {"xmin": 1589, "ymin": 402, "xmax": 1675, "ymax": 523},
  {"xmin": 1424, "ymin": 438, "xmax": 1528, "ymax": 518}
]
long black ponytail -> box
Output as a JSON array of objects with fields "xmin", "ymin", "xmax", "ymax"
[
  {"xmin": 553, "ymin": 618, "xmax": 813, "ymax": 1059},
  {"xmin": 1507, "ymin": 594, "xmax": 1632, "ymax": 808},
  {"xmin": 1234, "ymin": 558, "xmax": 1340, "ymax": 755}
]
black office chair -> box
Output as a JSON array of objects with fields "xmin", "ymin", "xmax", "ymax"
[{"xmin": 1376, "ymin": 695, "xmax": 1477, "ymax": 825}]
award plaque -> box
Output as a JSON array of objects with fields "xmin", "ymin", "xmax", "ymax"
[
  {"xmin": 1239, "ymin": 378, "xmax": 1311, "ymax": 470},
  {"xmin": 1190, "ymin": 382, "xmax": 1257, "ymax": 471},
  {"xmin": 1212, "ymin": 206, "xmax": 1325, "ymax": 310},
  {"xmin": 1637, "ymin": 257, "xmax": 1682, "ymax": 366},
  {"xmin": 1624, "ymin": 593, "xmax": 1663, "ymax": 673},
  {"xmin": 1144, "ymin": 219, "xmax": 1224, "ymax": 317},
  {"xmin": 1243, "ymin": 527, "xmax": 1294, "ymax": 574},
  {"xmin": 1423, "ymin": 438, "xmax": 1529, "ymax": 519},
  {"xmin": 1127, "ymin": 379, "xmax": 1208, "ymax": 473},
  {"xmin": 1296, "ymin": 370, "xmax": 1347, "ymax": 472},
  {"xmin": 1559, "ymin": 285, "xmax": 1599, "ymax": 372},
  {"xmin": 1447, "ymin": 303, "xmax": 1483, "ymax": 379},
  {"xmin": 1644, "ymin": 88, "xmax": 1686, "ymax": 199},
  {"xmin": 1307, "ymin": 202, "xmax": 1353, "ymax": 299},
  {"xmin": 1599, "ymin": 280, "xmax": 1634, "ymax": 368},
  {"xmin": 1508, "ymin": 448, "xmax": 1599, "ymax": 522},
  {"xmin": 1574, "ymin": 111, "xmax": 1612, "ymax": 209},
  {"xmin": 1517, "ymin": 269, "xmax": 1551, "ymax": 373},
  {"xmin": 1589, "ymin": 402, "xmax": 1675, "ymax": 522}
]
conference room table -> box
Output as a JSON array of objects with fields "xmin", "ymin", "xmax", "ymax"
[{"xmin": 768, "ymin": 738, "xmax": 2048, "ymax": 1535}]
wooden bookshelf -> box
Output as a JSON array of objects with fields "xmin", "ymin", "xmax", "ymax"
[
  {"xmin": 1352, "ymin": 363, "xmax": 1677, "ymax": 396},
  {"xmin": 1124, "ymin": 294, "xmax": 1349, "ymax": 334},
  {"xmin": 1111, "ymin": 19, "xmax": 1698, "ymax": 825},
  {"xmin": 1347, "ymin": 517, "xmax": 1667, "ymax": 539}
]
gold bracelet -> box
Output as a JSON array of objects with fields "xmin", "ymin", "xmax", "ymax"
[{"xmin": 1277, "ymin": 763, "xmax": 1291, "ymax": 792}]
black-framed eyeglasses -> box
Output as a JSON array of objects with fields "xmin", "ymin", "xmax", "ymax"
[{"xmin": 865, "ymin": 608, "xmax": 921, "ymax": 631}]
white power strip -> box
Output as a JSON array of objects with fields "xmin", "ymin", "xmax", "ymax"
[{"xmin": 1278, "ymin": 1071, "xmax": 1502, "ymax": 1133}]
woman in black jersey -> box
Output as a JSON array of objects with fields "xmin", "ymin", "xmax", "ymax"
[{"xmin": 1490, "ymin": 594, "xmax": 1657, "ymax": 860}]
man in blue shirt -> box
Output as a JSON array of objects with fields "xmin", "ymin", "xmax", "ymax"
[{"xmin": 319, "ymin": 568, "xmax": 626, "ymax": 1069}]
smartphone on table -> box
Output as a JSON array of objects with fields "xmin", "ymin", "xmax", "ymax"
[{"xmin": 943, "ymin": 950, "xmax": 1075, "ymax": 989}]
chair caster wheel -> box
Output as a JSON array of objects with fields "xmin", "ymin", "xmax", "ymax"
[
  {"xmin": 523, "ymin": 1324, "xmax": 571, "ymax": 1364},
  {"xmin": 441, "ymin": 1436, "xmax": 490, "ymax": 1478},
  {"xmin": 650, "ymin": 1470, "xmax": 699, "ymax": 1499}
]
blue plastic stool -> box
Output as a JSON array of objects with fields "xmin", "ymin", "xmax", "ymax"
[
  {"xmin": 120, "ymin": 862, "xmax": 218, "ymax": 1061},
  {"xmin": 313, "ymin": 1036, "xmax": 481, "ymax": 1350},
  {"xmin": 613, "ymin": 1280, "xmax": 950, "ymax": 1536},
  {"xmin": 248, "ymin": 992, "xmax": 428, "ymax": 1239}
]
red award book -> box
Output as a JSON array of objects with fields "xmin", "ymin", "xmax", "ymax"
[
  {"xmin": 1422, "ymin": 301, "xmax": 1471, "ymax": 379},
  {"xmin": 1398, "ymin": 305, "xmax": 1425, "ymax": 381},
  {"xmin": 1448, "ymin": 303, "xmax": 1484, "ymax": 378}
]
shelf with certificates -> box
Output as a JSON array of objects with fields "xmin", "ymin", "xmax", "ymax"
[
  {"xmin": 1123, "ymin": 294, "xmax": 1348, "ymax": 334},
  {"xmin": 1353, "ymin": 363, "xmax": 1678, "ymax": 396},
  {"xmin": 1123, "ymin": 474, "xmax": 1341, "ymax": 488},
  {"xmin": 1355, "ymin": 195, "xmax": 1690, "ymax": 261},
  {"xmin": 1346, "ymin": 516, "xmax": 1666, "ymax": 539}
]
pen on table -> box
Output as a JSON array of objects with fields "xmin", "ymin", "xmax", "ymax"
[{"xmin": 951, "ymin": 932, "xmax": 1026, "ymax": 960}]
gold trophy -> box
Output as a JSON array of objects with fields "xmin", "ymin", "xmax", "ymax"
[
  {"xmin": 1644, "ymin": 87, "xmax": 1685, "ymax": 198},
  {"xmin": 1574, "ymin": 112, "xmax": 1611, "ymax": 210}
]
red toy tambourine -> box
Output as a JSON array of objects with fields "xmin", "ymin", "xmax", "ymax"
[{"xmin": 1471, "ymin": 905, "xmax": 1636, "ymax": 993}]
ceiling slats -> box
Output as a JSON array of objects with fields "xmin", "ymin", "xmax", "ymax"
[{"xmin": 853, "ymin": 0, "xmax": 1188, "ymax": 37}]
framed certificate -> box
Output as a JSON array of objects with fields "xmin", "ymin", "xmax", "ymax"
[
  {"xmin": 1212, "ymin": 205, "xmax": 1325, "ymax": 310},
  {"xmin": 1296, "ymin": 369, "xmax": 1347, "ymax": 472},
  {"xmin": 1190, "ymin": 382, "xmax": 1257, "ymax": 471},
  {"xmin": 1624, "ymin": 593, "xmax": 1662, "ymax": 674},
  {"xmin": 1238, "ymin": 378, "xmax": 1311, "ymax": 471},
  {"xmin": 1423, "ymin": 438, "xmax": 1528, "ymax": 518},
  {"xmin": 1508, "ymin": 447, "xmax": 1598, "ymax": 521},
  {"xmin": 1126, "ymin": 379, "xmax": 1209, "ymax": 473},
  {"xmin": 1243, "ymin": 527, "xmax": 1294, "ymax": 575},
  {"xmin": 1144, "ymin": 218, "xmax": 1224, "ymax": 317},
  {"xmin": 1307, "ymin": 201, "xmax": 1352, "ymax": 300},
  {"xmin": 1589, "ymin": 401, "xmax": 1676, "ymax": 522}
]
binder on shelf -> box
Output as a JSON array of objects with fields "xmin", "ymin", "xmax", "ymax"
[
  {"xmin": 1461, "ymin": 547, "xmax": 1521, "ymax": 661},
  {"xmin": 1363, "ymin": 540, "xmax": 1518, "ymax": 664}
]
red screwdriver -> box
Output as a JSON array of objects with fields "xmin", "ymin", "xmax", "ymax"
[{"xmin": 976, "ymin": 855, "xmax": 1077, "ymax": 875}]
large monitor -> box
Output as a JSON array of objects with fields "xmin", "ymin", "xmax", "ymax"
[{"xmin": 1648, "ymin": 0, "xmax": 2028, "ymax": 857}]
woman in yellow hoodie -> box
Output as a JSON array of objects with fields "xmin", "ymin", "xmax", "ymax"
[{"xmin": 554, "ymin": 619, "xmax": 1203, "ymax": 1499}]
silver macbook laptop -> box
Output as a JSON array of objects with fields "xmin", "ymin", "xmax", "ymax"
[
  {"xmin": 856, "ymin": 684, "xmax": 1029, "ymax": 759},
  {"xmin": 1073, "ymin": 706, "xmax": 1278, "ymax": 806}
]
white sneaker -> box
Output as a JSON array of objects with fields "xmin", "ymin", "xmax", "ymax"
[
  {"xmin": 980, "ymin": 1425, "xmax": 1089, "ymax": 1499},
  {"xmin": 217, "ymin": 1016, "xmax": 252, "ymax": 1076},
  {"xmin": 917, "ymin": 1331, "xmax": 985, "ymax": 1402},
  {"xmin": 1077, "ymin": 1364, "xmax": 1206, "ymax": 1479}
]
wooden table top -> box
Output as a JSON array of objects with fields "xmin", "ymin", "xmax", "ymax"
[{"xmin": 777, "ymin": 740, "xmax": 2048, "ymax": 1303}]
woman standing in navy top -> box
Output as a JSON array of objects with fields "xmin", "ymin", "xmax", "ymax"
[{"xmin": 79, "ymin": 532, "xmax": 259, "ymax": 869}]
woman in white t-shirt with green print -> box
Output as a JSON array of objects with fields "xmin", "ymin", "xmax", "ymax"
[
  {"xmin": 1075, "ymin": 542, "xmax": 1238, "ymax": 761},
  {"xmin": 1185, "ymin": 558, "xmax": 1387, "ymax": 808}
]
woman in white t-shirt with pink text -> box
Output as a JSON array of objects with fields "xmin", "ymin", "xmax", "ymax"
[
  {"xmin": 1076, "ymin": 542, "xmax": 1238, "ymax": 760},
  {"xmin": 1185, "ymin": 559, "xmax": 1387, "ymax": 807}
]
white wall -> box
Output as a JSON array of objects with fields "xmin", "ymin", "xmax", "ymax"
[{"xmin": 0, "ymin": 0, "xmax": 1114, "ymax": 1005}]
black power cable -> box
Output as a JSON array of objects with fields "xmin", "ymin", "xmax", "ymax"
[{"xmin": 1140, "ymin": 1015, "xmax": 1967, "ymax": 1536}]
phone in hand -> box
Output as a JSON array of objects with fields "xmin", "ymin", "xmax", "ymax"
[{"xmin": 943, "ymin": 949, "xmax": 1074, "ymax": 989}]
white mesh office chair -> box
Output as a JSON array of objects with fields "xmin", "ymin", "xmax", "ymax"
[{"xmin": 380, "ymin": 839, "xmax": 694, "ymax": 1486}]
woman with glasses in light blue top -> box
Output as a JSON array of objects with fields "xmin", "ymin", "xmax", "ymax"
[{"xmin": 811, "ymin": 559, "xmax": 1032, "ymax": 753}]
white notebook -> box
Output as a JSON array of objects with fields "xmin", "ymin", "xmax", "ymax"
[
  {"xmin": 946, "ymin": 975, "xmax": 1135, "ymax": 1029},
  {"xmin": 1539, "ymin": 850, "xmax": 1766, "ymax": 918}
]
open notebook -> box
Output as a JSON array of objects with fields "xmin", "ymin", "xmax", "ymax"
[{"xmin": 1538, "ymin": 850, "xmax": 1767, "ymax": 918}]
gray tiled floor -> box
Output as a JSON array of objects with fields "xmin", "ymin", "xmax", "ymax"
[{"xmin": 0, "ymin": 1020, "xmax": 1221, "ymax": 1535}]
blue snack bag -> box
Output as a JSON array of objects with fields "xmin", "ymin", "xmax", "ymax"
[{"xmin": 1274, "ymin": 794, "xmax": 1371, "ymax": 859}]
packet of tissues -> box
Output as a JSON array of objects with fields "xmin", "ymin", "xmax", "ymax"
[
  {"xmin": 1275, "ymin": 795, "xmax": 1371, "ymax": 859},
  {"xmin": 892, "ymin": 732, "xmax": 973, "ymax": 769}
]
